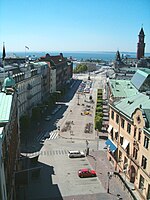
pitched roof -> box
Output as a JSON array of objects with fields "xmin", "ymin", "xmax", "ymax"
[
  {"xmin": 39, "ymin": 53, "xmax": 67, "ymax": 65},
  {"xmin": 131, "ymin": 69, "xmax": 150, "ymax": 91},
  {"xmin": 50, "ymin": 55, "xmax": 67, "ymax": 65},
  {"xmin": 109, "ymin": 79, "xmax": 139, "ymax": 98},
  {"xmin": 0, "ymin": 92, "xmax": 13, "ymax": 123},
  {"xmin": 114, "ymin": 93, "xmax": 150, "ymax": 130}
]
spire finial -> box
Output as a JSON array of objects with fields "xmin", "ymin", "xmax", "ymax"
[{"xmin": 2, "ymin": 42, "xmax": 6, "ymax": 61}]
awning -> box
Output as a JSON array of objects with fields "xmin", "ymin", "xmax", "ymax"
[
  {"xmin": 108, "ymin": 125, "xmax": 113, "ymax": 133},
  {"xmin": 105, "ymin": 139, "xmax": 117, "ymax": 152},
  {"xmin": 122, "ymin": 139, "xmax": 129, "ymax": 149}
]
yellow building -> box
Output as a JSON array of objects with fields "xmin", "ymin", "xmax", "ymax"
[{"xmin": 106, "ymin": 69, "xmax": 150, "ymax": 200}]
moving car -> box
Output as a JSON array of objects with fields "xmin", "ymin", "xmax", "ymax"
[
  {"xmin": 68, "ymin": 150, "xmax": 85, "ymax": 158},
  {"xmin": 78, "ymin": 168, "xmax": 96, "ymax": 178}
]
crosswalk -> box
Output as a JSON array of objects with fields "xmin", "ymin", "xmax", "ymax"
[
  {"xmin": 47, "ymin": 131, "xmax": 58, "ymax": 140},
  {"xmin": 21, "ymin": 149, "xmax": 69, "ymax": 158},
  {"xmin": 37, "ymin": 130, "xmax": 59, "ymax": 142},
  {"xmin": 39, "ymin": 149, "xmax": 68, "ymax": 156}
]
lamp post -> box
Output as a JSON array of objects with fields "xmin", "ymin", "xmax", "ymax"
[
  {"xmin": 107, "ymin": 172, "xmax": 113, "ymax": 193},
  {"xmin": 77, "ymin": 93, "xmax": 80, "ymax": 105},
  {"xmin": 123, "ymin": 163, "xmax": 128, "ymax": 190},
  {"xmin": 93, "ymin": 157, "xmax": 97, "ymax": 171}
]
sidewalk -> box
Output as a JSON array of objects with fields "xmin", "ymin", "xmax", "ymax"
[{"xmin": 87, "ymin": 150, "xmax": 142, "ymax": 200}]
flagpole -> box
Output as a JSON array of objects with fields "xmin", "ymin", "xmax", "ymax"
[
  {"xmin": 25, "ymin": 46, "xmax": 29, "ymax": 62},
  {"xmin": 25, "ymin": 46, "xmax": 26, "ymax": 62}
]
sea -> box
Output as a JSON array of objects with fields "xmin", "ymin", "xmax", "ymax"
[{"xmin": 1, "ymin": 51, "xmax": 150, "ymax": 62}]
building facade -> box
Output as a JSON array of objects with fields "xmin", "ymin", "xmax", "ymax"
[
  {"xmin": 0, "ymin": 76, "xmax": 20, "ymax": 200},
  {"xmin": 39, "ymin": 53, "xmax": 73, "ymax": 92},
  {"xmin": 106, "ymin": 69, "xmax": 150, "ymax": 200},
  {"xmin": 107, "ymin": 94, "xmax": 150, "ymax": 200}
]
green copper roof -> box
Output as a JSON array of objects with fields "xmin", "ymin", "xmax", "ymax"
[
  {"xmin": 0, "ymin": 92, "xmax": 13, "ymax": 123},
  {"xmin": 3, "ymin": 76, "xmax": 15, "ymax": 88},
  {"xmin": 114, "ymin": 93, "xmax": 150, "ymax": 130},
  {"xmin": 109, "ymin": 79, "xmax": 139, "ymax": 98}
]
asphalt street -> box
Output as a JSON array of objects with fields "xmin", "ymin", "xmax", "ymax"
[{"xmin": 18, "ymin": 68, "xmax": 136, "ymax": 200}]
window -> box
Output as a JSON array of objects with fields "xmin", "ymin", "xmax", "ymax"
[
  {"xmin": 121, "ymin": 118, "xmax": 125, "ymax": 129},
  {"xmin": 124, "ymin": 157, "xmax": 128, "ymax": 170},
  {"xmin": 115, "ymin": 131, "xmax": 118, "ymax": 140},
  {"xmin": 126, "ymin": 143, "xmax": 130, "ymax": 155},
  {"xmin": 133, "ymin": 147, "xmax": 138, "ymax": 160},
  {"xmin": 116, "ymin": 114, "xmax": 119, "ymax": 124},
  {"xmin": 138, "ymin": 129, "xmax": 142, "ymax": 142},
  {"xmin": 120, "ymin": 135, "xmax": 123, "ymax": 145},
  {"xmin": 141, "ymin": 156, "xmax": 147, "ymax": 169},
  {"xmin": 144, "ymin": 136, "xmax": 149, "ymax": 149},
  {"xmin": 127, "ymin": 123, "xmax": 131, "ymax": 134},
  {"xmin": 111, "ymin": 110, "xmax": 114, "ymax": 120},
  {"xmin": 111, "ymin": 128, "xmax": 113, "ymax": 140},
  {"xmin": 139, "ymin": 175, "xmax": 144, "ymax": 190},
  {"xmin": 134, "ymin": 126, "xmax": 137, "ymax": 138},
  {"xmin": 119, "ymin": 151, "xmax": 122, "ymax": 161}
]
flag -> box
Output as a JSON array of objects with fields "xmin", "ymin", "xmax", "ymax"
[
  {"xmin": 2, "ymin": 42, "xmax": 6, "ymax": 60},
  {"xmin": 25, "ymin": 46, "xmax": 29, "ymax": 50}
]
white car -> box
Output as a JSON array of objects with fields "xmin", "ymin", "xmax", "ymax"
[{"xmin": 68, "ymin": 150, "xmax": 85, "ymax": 158}]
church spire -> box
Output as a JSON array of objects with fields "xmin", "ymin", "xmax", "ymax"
[
  {"xmin": 137, "ymin": 27, "xmax": 145, "ymax": 60},
  {"xmin": 2, "ymin": 42, "xmax": 6, "ymax": 61}
]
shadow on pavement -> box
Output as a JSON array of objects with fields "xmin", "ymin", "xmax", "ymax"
[{"xmin": 15, "ymin": 155, "xmax": 63, "ymax": 200}]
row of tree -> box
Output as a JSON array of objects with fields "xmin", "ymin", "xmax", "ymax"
[{"xmin": 95, "ymin": 89, "xmax": 103, "ymax": 131}]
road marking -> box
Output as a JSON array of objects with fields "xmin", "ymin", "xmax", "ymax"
[{"xmin": 48, "ymin": 131, "xmax": 58, "ymax": 140}]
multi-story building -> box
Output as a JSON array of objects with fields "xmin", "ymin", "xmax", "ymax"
[
  {"xmin": 0, "ymin": 75, "xmax": 20, "ymax": 200},
  {"xmin": 12, "ymin": 62, "xmax": 49, "ymax": 118},
  {"xmin": 39, "ymin": 53, "xmax": 73, "ymax": 92},
  {"xmin": 33, "ymin": 62, "xmax": 50, "ymax": 103},
  {"xmin": 13, "ymin": 64, "xmax": 42, "ymax": 117},
  {"xmin": 106, "ymin": 69, "xmax": 150, "ymax": 200}
]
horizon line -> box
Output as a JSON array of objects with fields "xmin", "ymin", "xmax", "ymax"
[{"xmin": 1, "ymin": 50, "xmax": 150, "ymax": 54}]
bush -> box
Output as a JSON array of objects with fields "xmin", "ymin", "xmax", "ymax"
[
  {"xmin": 96, "ymin": 107, "xmax": 103, "ymax": 113},
  {"xmin": 95, "ymin": 116, "xmax": 103, "ymax": 131}
]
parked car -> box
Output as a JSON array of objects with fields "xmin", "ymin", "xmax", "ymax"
[
  {"xmin": 68, "ymin": 150, "xmax": 85, "ymax": 158},
  {"xmin": 78, "ymin": 168, "xmax": 96, "ymax": 178}
]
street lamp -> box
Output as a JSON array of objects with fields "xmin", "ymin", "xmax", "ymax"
[
  {"xmin": 77, "ymin": 93, "xmax": 80, "ymax": 105},
  {"xmin": 93, "ymin": 157, "xmax": 97, "ymax": 171},
  {"xmin": 107, "ymin": 172, "xmax": 113, "ymax": 193},
  {"xmin": 123, "ymin": 163, "xmax": 128, "ymax": 189}
]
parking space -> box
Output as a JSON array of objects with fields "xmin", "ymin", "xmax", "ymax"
[{"xmin": 39, "ymin": 147, "xmax": 105, "ymax": 197}]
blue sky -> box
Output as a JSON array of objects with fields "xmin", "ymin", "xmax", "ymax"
[{"xmin": 0, "ymin": 0, "xmax": 150, "ymax": 52}]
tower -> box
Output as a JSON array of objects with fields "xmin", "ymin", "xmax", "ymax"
[{"xmin": 137, "ymin": 28, "xmax": 145, "ymax": 60}]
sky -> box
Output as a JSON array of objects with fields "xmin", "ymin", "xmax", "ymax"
[{"xmin": 0, "ymin": 0, "xmax": 150, "ymax": 53}]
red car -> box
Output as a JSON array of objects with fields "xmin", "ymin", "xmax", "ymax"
[{"xmin": 78, "ymin": 168, "xmax": 96, "ymax": 178}]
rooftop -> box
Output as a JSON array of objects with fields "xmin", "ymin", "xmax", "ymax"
[
  {"xmin": 109, "ymin": 79, "xmax": 139, "ymax": 98},
  {"xmin": 114, "ymin": 93, "xmax": 150, "ymax": 131},
  {"xmin": 0, "ymin": 92, "xmax": 13, "ymax": 123},
  {"xmin": 131, "ymin": 69, "xmax": 150, "ymax": 91}
]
